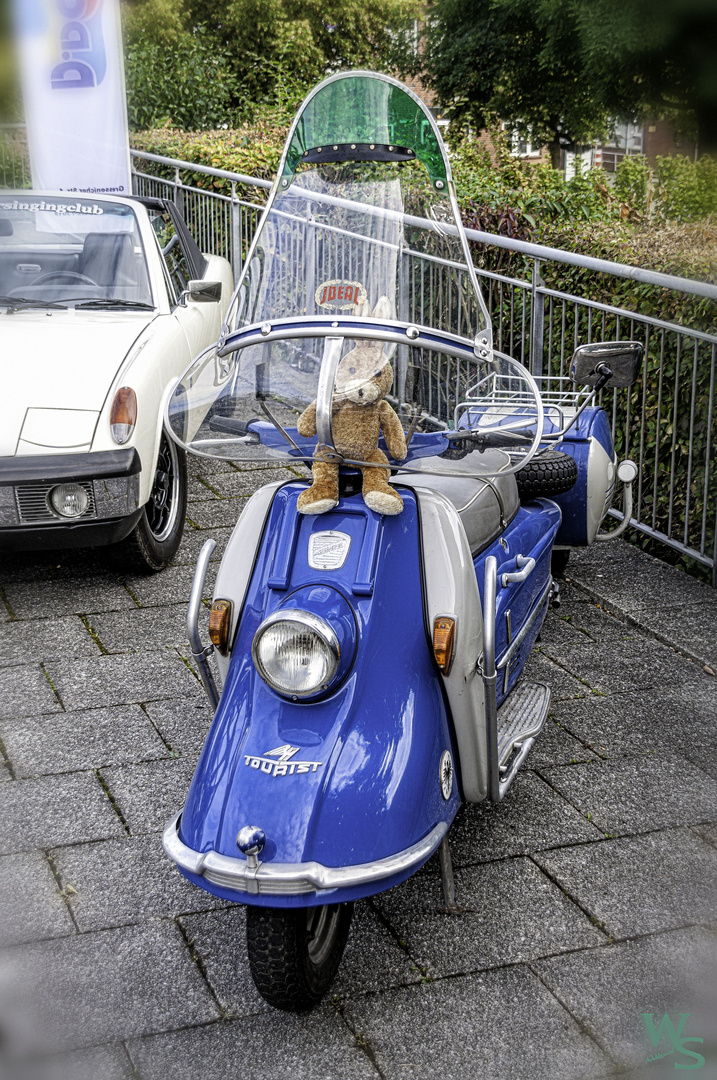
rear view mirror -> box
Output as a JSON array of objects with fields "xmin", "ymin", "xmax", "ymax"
[
  {"xmin": 570, "ymin": 341, "xmax": 643, "ymax": 388},
  {"xmin": 184, "ymin": 280, "xmax": 222, "ymax": 303}
]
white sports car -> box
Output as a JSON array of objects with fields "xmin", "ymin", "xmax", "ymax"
[{"xmin": 0, "ymin": 192, "xmax": 234, "ymax": 570}]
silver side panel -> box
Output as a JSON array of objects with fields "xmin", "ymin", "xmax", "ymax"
[
  {"xmin": 414, "ymin": 487, "xmax": 488, "ymax": 802},
  {"xmin": 586, "ymin": 436, "xmax": 616, "ymax": 545},
  {"xmin": 212, "ymin": 480, "xmax": 286, "ymax": 683}
]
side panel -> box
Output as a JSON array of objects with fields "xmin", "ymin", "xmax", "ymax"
[
  {"xmin": 475, "ymin": 499, "xmax": 561, "ymax": 707},
  {"xmin": 178, "ymin": 485, "xmax": 460, "ymax": 905}
]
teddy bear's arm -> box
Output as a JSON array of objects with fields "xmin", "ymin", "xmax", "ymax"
[
  {"xmin": 297, "ymin": 400, "xmax": 317, "ymax": 438},
  {"xmin": 378, "ymin": 400, "xmax": 408, "ymax": 461}
]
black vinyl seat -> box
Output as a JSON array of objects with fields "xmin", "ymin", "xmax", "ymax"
[
  {"xmin": 79, "ymin": 232, "xmax": 136, "ymax": 286},
  {"xmin": 397, "ymin": 448, "xmax": 520, "ymax": 557}
]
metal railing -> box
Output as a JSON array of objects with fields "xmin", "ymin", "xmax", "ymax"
[
  {"xmin": 3, "ymin": 142, "xmax": 715, "ymax": 582},
  {"xmin": 127, "ymin": 151, "xmax": 716, "ymax": 586}
]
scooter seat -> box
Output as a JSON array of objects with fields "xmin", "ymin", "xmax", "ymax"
[{"xmin": 396, "ymin": 449, "xmax": 520, "ymax": 557}]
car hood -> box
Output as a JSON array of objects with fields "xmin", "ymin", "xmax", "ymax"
[{"xmin": 0, "ymin": 311, "xmax": 156, "ymax": 456}]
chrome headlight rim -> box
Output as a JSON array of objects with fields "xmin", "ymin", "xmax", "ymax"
[{"xmin": 251, "ymin": 608, "xmax": 341, "ymax": 699}]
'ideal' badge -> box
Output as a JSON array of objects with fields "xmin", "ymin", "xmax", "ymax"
[{"xmin": 315, "ymin": 279, "xmax": 367, "ymax": 310}]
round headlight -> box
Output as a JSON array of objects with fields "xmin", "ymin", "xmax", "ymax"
[
  {"xmin": 49, "ymin": 483, "xmax": 89, "ymax": 518},
  {"xmin": 252, "ymin": 609, "xmax": 340, "ymax": 698}
]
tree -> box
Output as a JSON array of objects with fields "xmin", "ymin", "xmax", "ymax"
[
  {"xmin": 424, "ymin": 0, "xmax": 717, "ymax": 160},
  {"xmin": 422, "ymin": 0, "xmax": 612, "ymax": 167}
]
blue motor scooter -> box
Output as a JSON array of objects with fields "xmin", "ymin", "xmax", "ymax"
[{"xmin": 162, "ymin": 71, "xmax": 641, "ymax": 1010}]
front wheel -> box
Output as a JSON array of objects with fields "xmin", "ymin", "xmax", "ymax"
[
  {"xmin": 246, "ymin": 903, "xmax": 353, "ymax": 1011},
  {"xmin": 119, "ymin": 433, "xmax": 187, "ymax": 572}
]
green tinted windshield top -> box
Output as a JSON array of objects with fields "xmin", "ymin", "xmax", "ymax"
[{"xmin": 282, "ymin": 74, "xmax": 448, "ymax": 189}]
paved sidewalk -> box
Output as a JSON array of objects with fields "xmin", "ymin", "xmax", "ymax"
[{"xmin": 0, "ymin": 460, "xmax": 715, "ymax": 1080}]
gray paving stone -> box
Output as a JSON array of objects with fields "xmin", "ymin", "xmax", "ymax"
[
  {"xmin": 567, "ymin": 542, "xmax": 713, "ymax": 613},
  {"xmin": 121, "ymin": 562, "xmax": 216, "ymax": 608},
  {"xmin": 43, "ymin": 652, "xmax": 199, "ymax": 711},
  {"xmin": 694, "ymin": 822, "xmax": 717, "ymax": 848},
  {"xmin": 51, "ymin": 834, "xmax": 224, "ymax": 931},
  {"xmin": 627, "ymin": 603, "xmax": 717, "ymax": 671},
  {"xmin": 1, "ymin": 704, "xmax": 168, "ymax": 778},
  {"xmin": 549, "ymin": 684, "xmax": 717, "ymax": 758},
  {"xmin": 86, "ymin": 606, "xmax": 190, "ymax": 653},
  {"xmin": 541, "ymin": 753, "xmax": 717, "ymax": 836},
  {"xmin": 100, "ymin": 758, "xmax": 196, "ymax": 835},
  {"xmin": 343, "ymin": 964, "xmax": 609, "ymax": 1080},
  {"xmin": 208, "ymin": 466, "xmax": 298, "ymax": 499},
  {"xmin": 0, "ymin": 759, "xmax": 12, "ymax": 781},
  {"xmin": 0, "ymin": 664, "xmax": 63, "ymax": 719},
  {"xmin": 0, "ymin": 851, "xmax": 74, "ymax": 947},
  {"xmin": 7, "ymin": 1043, "xmax": 136, "ymax": 1080},
  {"xmin": 523, "ymin": 649, "xmax": 595, "ymax": 701},
  {"xmin": 540, "ymin": 638, "xmax": 699, "ymax": 695},
  {"xmin": 129, "ymin": 1010, "xmax": 377, "ymax": 1080},
  {"xmin": 448, "ymin": 771, "xmax": 603, "ymax": 866},
  {"xmin": 186, "ymin": 474, "xmax": 220, "ymax": 500},
  {"xmin": 526, "ymin": 716, "xmax": 598, "ymax": 767},
  {"xmin": 3, "ymin": 575, "xmax": 136, "ymax": 618},
  {"xmin": 0, "ymin": 616, "xmax": 99, "ymax": 668},
  {"xmin": 186, "ymin": 496, "xmax": 249, "ymax": 531},
  {"xmin": 2, "ymin": 920, "xmax": 220, "ymax": 1057},
  {"xmin": 0, "ymin": 772, "xmax": 124, "ymax": 854},
  {"xmin": 170, "ymin": 525, "xmax": 233, "ymax": 566},
  {"xmin": 540, "ymin": 604, "xmax": 639, "ymax": 648},
  {"xmin": 142, "ymin": 696, "xmax": 213, "ymax": 760},
  {"xmin": 534, "ymin": 925, "xmax": 717, "ymax": 1069},
  {"xmin": 374, "ymin": 857, "xmax": 603, "ymax": 977},
  {"xmin": 535, "ymin": 828, "xmax": 717, "ymax": 938}
]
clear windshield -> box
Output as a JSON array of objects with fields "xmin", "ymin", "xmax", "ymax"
[
  {"xmin": 0, "ymin": 196, "xmax": 153, "ymax": 308},
  {"xmin": 167, "ymin": 73, "xmax": 543, "ymax": 477}
]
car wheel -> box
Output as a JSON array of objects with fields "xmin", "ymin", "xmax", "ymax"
[
  {"xmin": 120, "ymin": 434, "xmax": 187, "ymax": 572},
  {"xmin": 551, "ymin": 548, "xmax": 570, "ymax": 578},
  {"xmin": 246, "ymin": 903, "xmax": 353, "ymax": 1011}
]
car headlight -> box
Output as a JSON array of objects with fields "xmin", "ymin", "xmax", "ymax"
[{"xmin": 252, "ymin": 609, "xmax": 340, "ymax": 698}]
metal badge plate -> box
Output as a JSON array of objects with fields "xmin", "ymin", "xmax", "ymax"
[{"xmin": 308, "ymin": 530, "xmax": 351, "ymax": 570}]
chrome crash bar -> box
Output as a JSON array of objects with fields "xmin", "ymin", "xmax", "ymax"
[
  {"xmin": 187, "ymin": 538, "xmax": 219, "ymax": 710},
  {"xmin": 163, "ymin": 813, "xmax": 448, "ymax": 897}
]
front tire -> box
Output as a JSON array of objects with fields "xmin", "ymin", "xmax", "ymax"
[
  {"xmin": 119, "ymin": 434, "xmax": 187, "ymax": 573},
  {"xmin": 246, "ymin": 903, "xmax": 353, "ymax": 1011}
]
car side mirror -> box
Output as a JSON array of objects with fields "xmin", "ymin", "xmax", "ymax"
[
  {"xmin": 570, "ymin": 341, "xmax": 643, "ymax": 388},
  {"xmin": 183, "ymin": 280, "xmax": 222, "ymax": 304}
]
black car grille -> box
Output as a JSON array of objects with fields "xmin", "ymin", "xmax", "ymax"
[{"xmin": 15, "ymin": 481, "xmax": 96, "ymax": 523}]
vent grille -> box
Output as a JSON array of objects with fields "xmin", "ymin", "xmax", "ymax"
[{"xmin": 15, "ymin": 482, "xmax": 96, "ymax": 524}]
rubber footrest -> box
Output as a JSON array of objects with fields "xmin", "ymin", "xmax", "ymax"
[{"xmin": 497, "ymin": 681, "xmax": 550, "ymax": 765}]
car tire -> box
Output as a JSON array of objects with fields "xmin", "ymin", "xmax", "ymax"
[
  {"xmin": 246, "ymin": 903, "xmax": 353, "ymax": 1012},
  {"xmin": 516, "ymin": 449, "xmax": 578, "ymax": 500},
  {"xmin": 119, "ymin": 434, "xmax": 187, "ymax": 573}
]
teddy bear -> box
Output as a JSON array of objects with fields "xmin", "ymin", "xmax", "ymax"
[{"xmin": 296, "ymin": 296, "xmax": 407, "ymax": 516}]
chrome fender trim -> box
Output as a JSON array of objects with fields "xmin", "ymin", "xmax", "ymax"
[{"xmin": 163, "ymin": 813, "xmax": 448, "ymax": 897}]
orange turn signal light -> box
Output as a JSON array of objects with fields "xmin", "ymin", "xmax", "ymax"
[
  {"xmin": 209, "ymin": 599, "xmax": 233, "ymax": 655},
  {"xmin": 109, "ymin": 386, "xmax": 137, "ymax": 445},
  {"xmin": 432, "ymin": 616, "xmax": 456, "ymax": 675}
]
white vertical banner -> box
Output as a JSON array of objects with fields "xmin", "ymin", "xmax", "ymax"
[{"xmin": 14, "ymin": 0, "xmax": 131, "ymax": 194}]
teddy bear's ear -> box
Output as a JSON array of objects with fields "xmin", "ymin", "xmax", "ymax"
[
  {"xmin": 372, "ymin": 296, "xmax": 392, "ymax": 321},
  {"xmin": 355, "ymin": 298, "xmax": 371, "ymax": 317}
]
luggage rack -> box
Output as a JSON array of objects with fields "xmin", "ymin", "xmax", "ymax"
[{"xmin": 455, "ymin": 373, "xmax": 600, "ymax": 441}]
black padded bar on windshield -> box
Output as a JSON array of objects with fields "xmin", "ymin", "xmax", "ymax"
[{"xmin": 301, "ymin": 143, "xmax": 416, "ymax": 164}]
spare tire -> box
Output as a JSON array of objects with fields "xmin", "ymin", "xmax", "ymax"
[{"xmin": 516, "ymin": 449, "xmax": 578, "ymax": 500}]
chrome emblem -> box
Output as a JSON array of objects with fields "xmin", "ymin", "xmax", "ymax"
[
  {"xmin": 308, "ymin": 530, "xmax": 351, "ymax": 570},
  {"xmin": 244, "ymin": 744, "xmax": 323, "ymax": 778},
  {"xmin": 440, "ymin": 750, "xmax": 453, "ymax": 800}
]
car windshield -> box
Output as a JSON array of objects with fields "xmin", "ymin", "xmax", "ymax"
[{"xmin": 0, "ymin": 196, "xmax": 153, "ymax": 308}]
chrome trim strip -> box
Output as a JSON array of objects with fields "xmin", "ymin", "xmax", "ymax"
[
  {"xmin": 482, "ymin": 555, "xmax": 500, "ymax": 803},
  {"xmin": 316, "ymin": 337, "xmax": 343, "ymax": 449},
  {"xmin": 163, "ymin": 813, "xmax": 448, "ymax": 895}
]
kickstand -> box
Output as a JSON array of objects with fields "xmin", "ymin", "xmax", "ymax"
[{"xmin": 437, "ymin": 835, "xmax": 462, "ymax": 914}]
